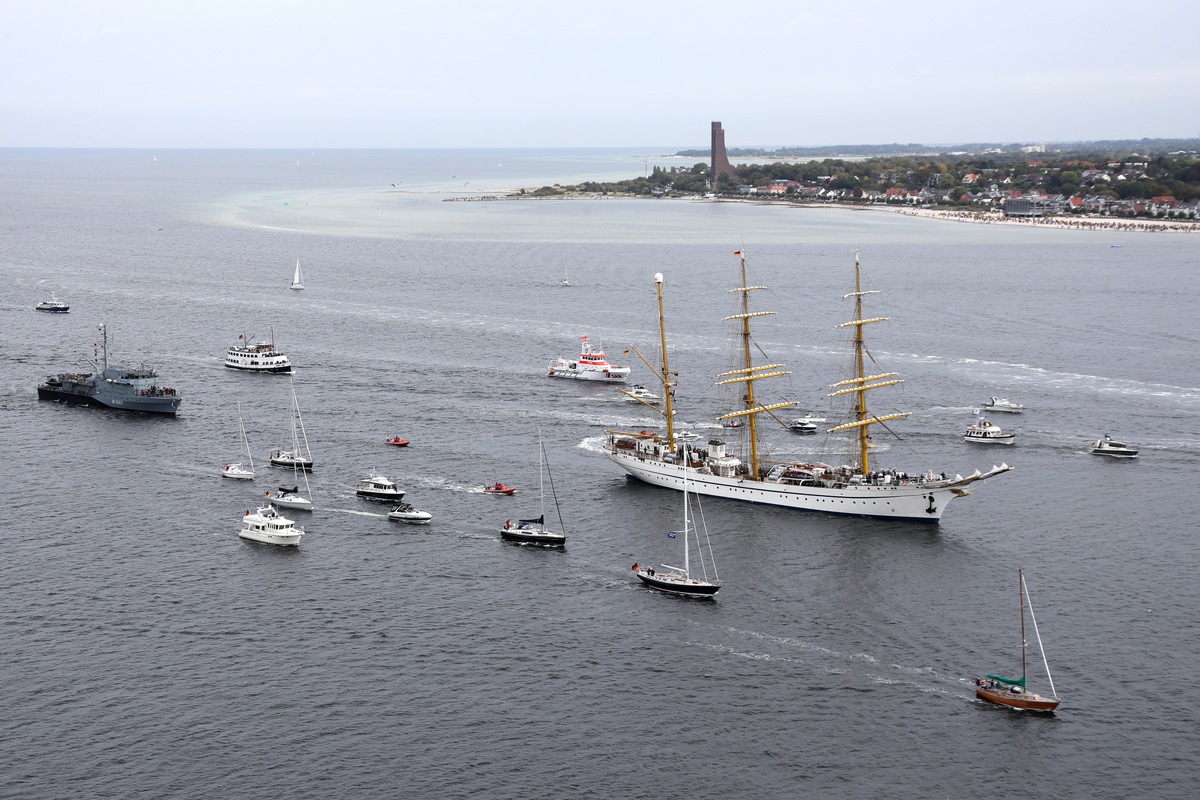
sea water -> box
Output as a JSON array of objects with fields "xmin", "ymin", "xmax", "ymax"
[{"xmin": 1, "ymin": 148, "xmax": 1198, "ymax": 799}]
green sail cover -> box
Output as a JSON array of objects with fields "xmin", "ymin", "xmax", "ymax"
[{"xmin": 986, "ymin": 673, "xmax": 1026, "ymax": 688}]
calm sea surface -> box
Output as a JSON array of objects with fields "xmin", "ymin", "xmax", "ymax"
[{"xmin": 2, "ymin": 148, "xmax": 1198, "ymax": 799}]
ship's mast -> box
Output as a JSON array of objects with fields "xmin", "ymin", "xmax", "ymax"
[
  {"xmin": 717, "ymin": 252, "xmax": 793, "ymax": 479},
  {"xmin": 827, "ymin": 252, "xmax": 909, "ymax": 476},
  {"xmin": 655, "ymin": 273, "xmax": 676, "ymax": 450},
  {"xmin": 98, "ymin": 324, "xmax": 108, "ymax": 371}
]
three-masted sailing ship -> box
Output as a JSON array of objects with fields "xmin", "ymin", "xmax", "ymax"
[{"xmin": 603, "ymin": 253, "xmax": 1010, "ymax": 523}]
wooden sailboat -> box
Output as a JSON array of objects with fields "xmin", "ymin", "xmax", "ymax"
[
  {"xmin": 290, "ymin": 258, "xmax": 305, "ymax": 290},
  {"xmin": 633, "ymin": 445, "xmax": 720, "ymax": 597},
  {"xmin": 602, "ymin": 254, "xmax": 1011, "ymax": 523},
  {"xmin": 221, "ymin": 400, "xmax": 256, "ymax": 480},
  {"xmin": 500, "ymin": 432, "xmax": 566, "ymax": 546},
  {"xmin": 975, "ymin": 569, "xmax": 1061, "ymax": 712}
]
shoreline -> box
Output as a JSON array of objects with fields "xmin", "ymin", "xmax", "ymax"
[{"xmin": 449, "ymin": 189, "xmax": 1200, "ymax": 233}]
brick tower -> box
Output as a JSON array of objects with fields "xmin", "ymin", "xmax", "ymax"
[{"xmin": 710, "ymin": 121, "xmax": 736, "ymax": 183}]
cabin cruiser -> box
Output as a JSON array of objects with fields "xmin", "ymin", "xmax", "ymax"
[
  {"xmin": 238, "ymin": 505, "xmax": 304, "ymax": 546},
  {"xmin": 1090, "ymin": 434, "xmax": 1138, "ymax": 458},
  {"xmin": 964, "ymin": 418, "xmax": 1016, "ymax": 445},
  {"xmin": 356, "ymin": 473, "xmax": 405, "ymax": 501},
  {"xmin": 621, "ymin": 384, "xmax": 661, "ymax": 403},
  {"xmin": 981, "ymin": 397, "xmax": 1024, "ymax": 413}
]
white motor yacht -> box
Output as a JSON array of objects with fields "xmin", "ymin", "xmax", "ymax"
[{"xmin": 238, "ymin": 505, "xmax": 304, "ymax": 546}]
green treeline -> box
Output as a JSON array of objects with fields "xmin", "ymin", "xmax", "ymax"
[{"xmin": 562, "ymin": 144, "xmax": 1200, "ymax": 205}]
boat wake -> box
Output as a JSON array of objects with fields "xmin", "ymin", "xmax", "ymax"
[{"xmin": 322, "ymin": 508, "xmax": 387, "ymax": 518}]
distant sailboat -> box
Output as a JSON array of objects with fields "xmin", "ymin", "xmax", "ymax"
[
  {"xmin": 290, "ymin": 259, "xmax": 305, "ymax": 291},
  {"xmin": 560, "ymin": 269, "xmax": 571, "ymax": 287}
]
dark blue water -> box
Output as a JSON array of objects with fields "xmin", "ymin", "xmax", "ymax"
[{"xmin": 2, "ymin": 149, "xmax": 1198, "ymax": 799}]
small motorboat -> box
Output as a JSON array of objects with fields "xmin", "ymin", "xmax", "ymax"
[
  {"xmin": 385, "ymin": 436, "xmax": 410, "ymax": 447},
  {"xmin": 981, "ymin": 397, "xmax": 1025, "ymax": 414},
  {"xmin": 388, "ymin": 502, "xmax": 432, "ymax": 524},
  {"xmin": 789, "ymin": 418, "xmax": 818, "ymax": 434},
  {"xmin": 356, "ymin": 473, "xmax": 406, "ymax": 501},
  {"xmin": 484, "ymin": 482, "xmax": 517, "ymax": 495},
  {"xmin": 1090, "ymin": 434, "xmax": 1138, "ymax": 459},
  {"xmin": 238, "ymin": 505, "xmax": 304, "ymax": 547},
  {"xmin": 621, "ymin": 384, "xmax": 661, "ymax": 404},
  {"xmin": 964, "ymin": 418, "xmax": 1016, "ymax": 445}
]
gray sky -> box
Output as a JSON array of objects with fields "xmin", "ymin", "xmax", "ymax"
[{"xmin": 3, "ymin": 0, "xmax": 1197, "ymax": 149}]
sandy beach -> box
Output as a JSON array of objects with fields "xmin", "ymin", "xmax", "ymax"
[{"xmin": 456, "ymin": 189, "xmax": 1199, "ymax": 233}]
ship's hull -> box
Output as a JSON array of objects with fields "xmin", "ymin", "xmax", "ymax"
[
  {"xmin": 238, "ymin": 528, "xmax": 303, "ymax": 546},
  {"xmin": 964, "ymin": 434, "xmax": 1015, "ymax": 445},
  {"xmin": 606, "ymin": 448, "xmax": 953, "ymax": 522},
  {"xmin": 356, "ymin": 489, "xmax": 405, "ymax": 501},
  {"xmin": 38, "ymin": 385, "xmax": 181, "ymax": 415},
  {"xmin": 547, "ymin": 369, "xmax": 629, "ymax": 382},
  {"xmin": 635, "ymin": 570, "xmax": 719, "ymax": 596},
  {"xmin": 225, "ymin": 363, "xmax": 293, "ymax": 374},
  {"xmin": 975, "ymin": 687, "xmax": 1059, "ymax": 711},
  {"xmin": 500, "ymin": 527, "xmax": 565, "ymax": 546}
]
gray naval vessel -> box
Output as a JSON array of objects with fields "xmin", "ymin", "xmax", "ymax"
[{"xmin": 38, "ymin": 324, "xmax": 182, "ymax": 415}]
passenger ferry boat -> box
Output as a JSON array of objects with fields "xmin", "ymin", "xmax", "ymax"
[
  {"xmin": 35, "ymin": 291, "xmax": 70, "ymax": 313},
  {"xmin": 547, "ymin": 335, "xmax": 631, "ymax": 382},
  {"xmin": 603, "ymin": 254, "xmax": 1011, "ymax": 524},
  {"xmin": 225, "ymin": 329, "xmax": 293, "ymax": 373}
]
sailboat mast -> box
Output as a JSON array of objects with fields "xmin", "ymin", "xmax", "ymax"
[
  {"xmin": 852, "ymin": 255, "xmax": 871, "ymax": 474},
  {"xmin": 1023, "ymin": 571, "xmax": 1059, "ymax": 700},
  {"xmin": 1020, "ymin": 568, "xmax": 1028, "ymax": 682},
  {"xmin": 682, "ymin": 444, "xmax": 691, "ymax": 579},
  {"xmin": 655, "ymin": 273, "xmax": 676, "ymax": 449},
  {"xmin": 538, "ymin": 432, "xmax": 546, "ymax": 521}
]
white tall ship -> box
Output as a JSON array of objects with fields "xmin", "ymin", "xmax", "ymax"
[{"xmin": 603, "ymin": 254, "xmax": 1011, "ymax": 523}]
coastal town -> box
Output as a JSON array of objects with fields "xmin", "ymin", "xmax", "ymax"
[{"xmin": 494, "ymin": 138, "xmax": 1200, "ymax": 232}]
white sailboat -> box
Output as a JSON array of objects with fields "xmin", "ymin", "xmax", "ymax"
[
  {"xmin": 269, "ymin": 382, "xmax": 315, "ymax": 510},
  {"xmin": 500, "ymin": 431, "xmax": 566, "ymax": 546},
  {"xmin": 221, "ymin": 400, "xmax": 256, "ymax": 480},
  {"xmin": 603, "ymin": 255, "xmax": 1011, "ymax": 523},
  {"xmin": 290, "ymin": 259, "xmax": 305, "ymax": 290},
  {"xmin": 269, "ymin": 380, "xmax": 314, "ymax": 471},
  {"xmin": 633, "ymin": 445, "xmax": 720, "ymax": 597}
]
